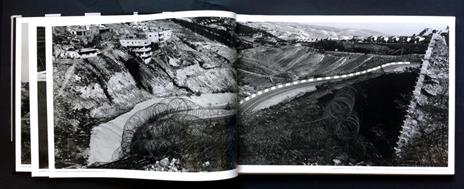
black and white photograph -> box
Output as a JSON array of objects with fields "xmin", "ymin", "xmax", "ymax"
[
  {"xmin": 20, "ymin": 82, "xmax": 30, "ymax": 165},
  {"xmin": 236, "ymin": 17, "xmax": 453, "ymax": 170},
  {"xmin": 51, "ymin": 15, "xmax": 238, "ymax": 174},
  {"xmin": 19, "ymin": 24, "xmax": 31, "ymax": 166},
  {"xmin": 36, "ymin": 26, "xmax": 49, "ymax": 169}
]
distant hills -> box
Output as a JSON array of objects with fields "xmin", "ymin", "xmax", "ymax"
[{"xmin": 242, "ymin": 22, "xmax": 384, "ymax": 41}]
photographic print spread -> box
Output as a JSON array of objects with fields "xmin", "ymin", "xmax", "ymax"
[{"xmin": 13, "ymin": 11, "xmax": 455, "ymax": 180}]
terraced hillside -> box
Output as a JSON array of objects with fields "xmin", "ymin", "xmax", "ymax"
[{"xmin": 237, "ymin": 45, "xmax": 422, "ymax": 97}]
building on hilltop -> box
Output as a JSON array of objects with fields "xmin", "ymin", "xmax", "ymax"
[
  {"xmin": 119, "ymin": 29, "xmax": 172, "ymax": 64},
  {"xmin": 119, "ymin": 39, "xmax": 151, "ymax": 47}
]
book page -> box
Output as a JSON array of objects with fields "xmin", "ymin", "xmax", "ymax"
[
  {"xmin": 235, "ymin": 15, "xmax": 455, "ymax": 175},
  {"xmin": 22, "ymin": 10, "xmax": 238, "ymax": 181}
]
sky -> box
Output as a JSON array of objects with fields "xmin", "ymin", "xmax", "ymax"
[{"xmin": 311, "ymin": 22, "xmax": 448, "ymax": 36}]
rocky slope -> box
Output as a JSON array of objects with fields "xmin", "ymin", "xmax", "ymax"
[{"xmin": 395, "ymin": 34, "xmax": 449, "ymax": 166}]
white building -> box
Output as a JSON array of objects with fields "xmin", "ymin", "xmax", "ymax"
[
  {"xmin": 146, "ymin": 30, "xmax": 173, "ymax": 43},
  {"xmin": 62, "ymin": 48, "xmax": 100, "ymax": 59},
  {"xmin": 119, "ymin": 39, "xmax": 151, "ymax": 47},
  {"xmin": 78, "ymin": 48, "xmax": 101, "ymax": 58}
]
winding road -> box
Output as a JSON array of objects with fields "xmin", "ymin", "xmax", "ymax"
[
  {"xmin": 88, "ymin": 93, "xmax": 236, "ymax": 164},
  {"xmin": 239, "ymin": 61, "xmax": 420, "ymax": 113}
]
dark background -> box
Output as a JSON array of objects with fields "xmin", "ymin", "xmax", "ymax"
[{"xmin": 1, "ymin": 0, "xmax": 462, "ymax": 188}]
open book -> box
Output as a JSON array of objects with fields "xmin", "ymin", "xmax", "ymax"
[{"xmin": 12, "ymin": 10, "xmax": 455, "ymax": 181}]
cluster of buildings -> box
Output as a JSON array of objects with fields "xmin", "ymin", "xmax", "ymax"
[
  {"xmin": 61, "ymin": 23, "xmax": 173, "ymax": 64},
  {"xmin": 295, "ymin": 35, "xmax": 428, "ymax": 44},
  {"xmin": 68, "ymin": 25, "xmax": 111, "ymax": 38},
  {"xmin": 296, "ymin": 37, "xmax": 320, "ymax": 43},
  {"xmin": 363, "ymin": 35, "xmax": 427, "ymax": 44},
  {"xmin": 56, "ymin": 25, "xmax": 110, "ymax": 59}
]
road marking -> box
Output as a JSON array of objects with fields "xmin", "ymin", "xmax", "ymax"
[{"xmin": 241, "ymin": 61, "xmax": 412, "ymax": 103}]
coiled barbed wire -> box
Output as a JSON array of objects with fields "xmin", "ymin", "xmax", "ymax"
[{"xmin": 116, "ymin": 98, "xmax": 201, "ymax": 158}]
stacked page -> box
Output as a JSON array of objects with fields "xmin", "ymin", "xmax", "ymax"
[{"xmin": 12, "ymin": 10, "xmax": 455, "ymax": 181}]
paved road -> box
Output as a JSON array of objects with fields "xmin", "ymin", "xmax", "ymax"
[
  {"xmin": 88, "ymin": 93, "xmax": 236, "ymax": 164},
  {"xmin": 239, "ymin": 62, "xmax": 419, "ymax": 113}
]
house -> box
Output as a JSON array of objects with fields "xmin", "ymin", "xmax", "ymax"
[
  {"xmin": 62, "ymin": 48, "xmax": 100, "ymax": 59},
  {"xmin": 70, "ymin": 27, "xmax": 91, "ymax": 36},
  {"xmin": 78, "ymin": 48, "xmax": 100, "ymax": 58},
  {"xmin": 119, "ymin": 29, "xmax": 172, "ymax": 64},
  {"xmin": 158, "ymin": 30, "xmax": 172, "ymax": 42},
  {"xmin": 399, "ymin": 36, "xmax": 412, "ymax": 43},
  {"xmin": 119, "ymin": 39, "xmax": 151, "ymax": 47},
  {"xmin": 131, "ymin": 46, "xmax": 153, "ymax": 64},
  {"xmin": 414, "ymin": 36, "xmax": 426, "ymax": 43},
  {"xmin": 352, "ymin": 36, "xmax": 364, "ymax": 42},
  {"xmin": 64, "ymin": 51, "xmax": 80, "ymax": 59},
  {"xmin": 376, "ymin": 36, "xmax": 389, "ymax": 43},
  {"xmin": 389, "ymin": 36, "xmax": 400, "ymax": 43},
  {"xmin": 98, "ymin": 25, "xmax": 110, "ymax": 34},
  {"xmin": 119, "ymin": 38, "xmax": 153, "ymax": 63},
  {"xmin": 133, "ymin": 30, "xmax": 173, "ymax": 44},
  {"xmin": 298, "ymin": 37, "xmax": 317, "ymax": 42},
  {"xmin": 366, "ymin": 36, "xmax": 378, "ymax": 42}
]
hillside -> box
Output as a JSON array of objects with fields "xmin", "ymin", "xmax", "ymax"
[{"xmin": 237, "ymin": 45, "xmax": 423, "ymax": 97}]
